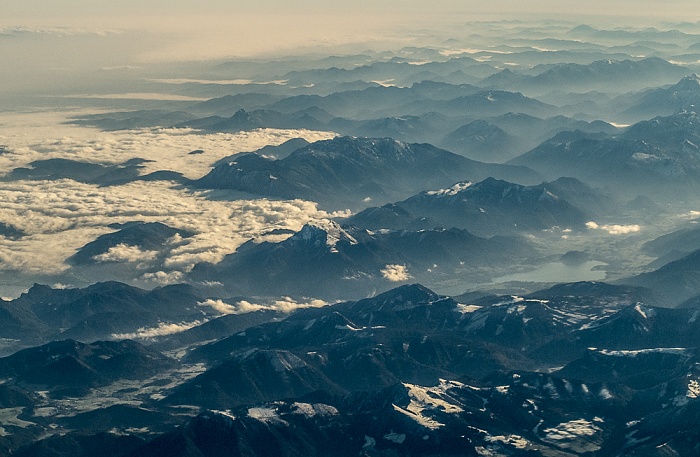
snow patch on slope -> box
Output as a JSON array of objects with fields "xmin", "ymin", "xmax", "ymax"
[
  {"xmin": 291, "ymin": 403, "xmax": 339, "ymax": 418},
  {"xmin": 248, "ymin": 407, "xmax": 287, "ymax": 425},
  {"xmin": 426, "ymin": 181, "xmax": 473, "ymax": 196},
  {"xmin": 543, "ymin": 418, "xmax": 604, "ymax": 452},
  {"xmin": 593, "ymin": 347, "xmax": 688, "ymax": 357},
  {"xmin": 393, "ymin": 380, "xmax": 464, "ymax": 430}
]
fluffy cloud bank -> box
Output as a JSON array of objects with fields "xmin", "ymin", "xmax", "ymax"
[
  {"xmin": 199, "ymin": 297, "xmax": 328, "ymax": 315},
  {"xmin": 197, "ymin": 299, "xmax": 238, "ymax": 315},
  {"xmin": 0, "ymin": 112, "xmax": 343, "ymax": 294},
  {"xmin": 0, "ymin": 179, "xmax": 342, "ymax": 277},
  {"xmin": 93, "ymin": 243, "xmax": 158, "ymax": 263}
]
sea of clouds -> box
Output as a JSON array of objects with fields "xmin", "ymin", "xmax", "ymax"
[{"xmin": 0, "ymin": 110, "xmax": 340, "ymax": 296}]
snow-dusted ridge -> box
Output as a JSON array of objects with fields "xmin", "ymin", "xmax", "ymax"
[{"xmin": 393, "ymin": 380, "xmax": 465, "ymax": 430}]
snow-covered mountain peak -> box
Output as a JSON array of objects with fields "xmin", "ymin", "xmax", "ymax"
[{"xmin": 292, "ymin": 220, "xmax": 358, "ymax": 250}]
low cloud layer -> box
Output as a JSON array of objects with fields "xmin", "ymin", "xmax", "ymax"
[
  {"xmin": 0, "ymin": 112, "xmax": 344, "ymax": 294},
  {"xmin": 111, "ymin": 320, "xmax": 204, "ymax": 340},
  {"xmin": 199, "ymin": 297, "xmax": 328, "ymax": 315},
  {"xmin": 0, "ymin": 179, "xmax": 342, "ymax": 279},
  {"xmin": 0, "ymin": 111, "xmax": 335, "ymax": 179}
]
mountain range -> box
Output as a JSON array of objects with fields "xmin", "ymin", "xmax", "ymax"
[
  {"xmin": 345, "ymin": 176, "xmax": 610, "ymax": 237},
  {"xmin": 3, "ymin": 279, "xmax": 700, "ymax": 455},
  {"xmin": 47, "ymin": 282, "xmax": 696, "ymax": 456},
  {"xmin": 188, "ymin": 220, "xmax": 537, "ymax": 299},
  {"xmin": 481, "ymin": 57, "xmax": 690, "ymax": 95},
  {"xmin": 5, "ymin": 19, "xmax": 700, "ymax": 457},
  {"xmin": 0, "ymin": 282, "xmax": 213, "ymax": 353},
  {"xmin": 509, "ymin": 109, "xmax": 700, "ymax": 198},
  {"xmin": 194, "ymin": 136, "xmax": 541, "ymax": 209}
]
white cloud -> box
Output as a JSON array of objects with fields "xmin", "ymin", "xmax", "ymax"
[
  {"xmin": 586, "ymin": 221, "xmax": 641, "ymax": 235},
  {"xmin": 604, "ymin": 225, "xmax": 641, "ymax": 235},
  {"xmin": 92, "ymin": 243, "xmax": 158, "ymax": 263},
  {"xmin": 111, "ymin": 320, "xmax": 204, "ymax": 340},
  {"xmin": 139, "ymin": 270, "xmax": 185, "ymax": 285},
  {"xmin": 198, "ymin": 299, "xmax": 238, "ymax": 315},
  {"xmin": 381, "ymin": 264, "xmax": 411, "ymax": 282},
  {"xmin": 207, "ymin": 297, "xmax": 329, "ymax": 315}
]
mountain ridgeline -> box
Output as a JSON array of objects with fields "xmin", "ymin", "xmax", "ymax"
[{"xmin": 195, "ymin": 136, "xmax": 541, "ymax": 210}]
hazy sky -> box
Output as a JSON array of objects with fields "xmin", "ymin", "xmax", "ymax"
[
  {"xmin": 1, "ymin": 1, "xmax": 698, "ymax": 61},
  {"xmin": 1, "ymin": 1, "xmax": 698, "ymax": 96},
  {"xmin": 3, "ymin": 1, "xmax": 700, "ymax": 24}
]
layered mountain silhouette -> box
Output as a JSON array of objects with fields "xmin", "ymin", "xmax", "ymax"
[
  {"xmin": 621, "ymin": 248, "xmax": 700, "ymax": 306},
  {"xmin": 345, "ymin": 176, "xmax": 610, "ymax": 237},
  {"xmin": 439, "ymin": 120, "xmax": 518, "ymax": 162},
  {"xmin": 509, "ymin": 110, "xmax": 700, "ymax": 198},
  {"xmin": 195, "ymin": 136, "xmax": 541, "ymax": 209},
  {"xmin": 481, "ymin": 57, "xmax": 690, "ymax": 94},
  {"xmin": 619, "ymin": 74, "xmax": 700, "ymax": 121}
]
